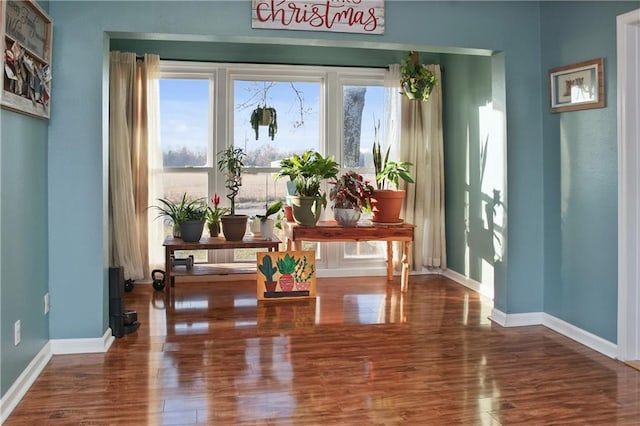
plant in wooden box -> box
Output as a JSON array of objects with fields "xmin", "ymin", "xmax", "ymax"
[
  {"xmin": 329, "ymin": 170, "xmax": 374, "ymax": 226},
  {"xmin": 151, "ymin": 192, "xmax": 207, "ymax": 241},
  {"xmin": 217, "ymin": 146, "xmax": 248, "ymax": 241},
  {"xmin": 371, "ymin": 122, "xmax": 414, "ymax": 224},
  {"xmin": 206, "ymin": 193, "xmax": 230, "ymax": 237},
  {"xmin": 276, "ymin": 150, "xmax": 339, "ymax": 226},
  {"xmin": 276, "ymin": 253, "xmax": 297, "ymax": 291},
  {"xmin": 258, "ymin": 255, "xmax": 278, "ymax": 292}
]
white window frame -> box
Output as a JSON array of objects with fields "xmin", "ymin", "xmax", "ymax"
[{"xmin": 158, "ymin": 61, "xmax": 389, "ymax": 275}]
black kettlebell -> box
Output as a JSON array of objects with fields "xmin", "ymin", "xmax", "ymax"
[{"xmin": 151, "ymin": 269, "xmax": 166, "ymax": 291}]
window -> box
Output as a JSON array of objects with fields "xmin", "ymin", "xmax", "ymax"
[{"xmin": 156, "ymin": 62, "xmax": 392, "ymax": 274}]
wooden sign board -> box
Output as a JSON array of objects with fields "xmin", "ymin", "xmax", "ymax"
[
  {"xmin": 252, "ymin": 0, "xmax": 385, "ymax": 35},
  {"xmin": 257, "ymin": 251, "xmax": 316, "ymax": 300}
]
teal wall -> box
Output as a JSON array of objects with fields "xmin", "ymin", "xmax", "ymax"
[
  {"xmin": 47, "ymin": 0, "xmax": 547, "ymax": 342},
  {"xmin": 2, "ymin": 0, "xmax": 633, "ymax": 403},
  {"xmin": 540, "ymin": 2, "xmax": 637, "ymax": 343},
  {"xmin": 0, "ymin": 110, "xmax": 49, "ymax": 394}
]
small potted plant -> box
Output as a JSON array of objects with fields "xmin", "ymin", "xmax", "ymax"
[
  {"xmin": 371, "ymin": 122, "xmax": 414, "ymax": 223},
  {"xmin": 258, "ymin": 254, "xmax": 278, "ymax": 292},
  {"xmin": 276, "ymin": 150, "xmax": 339, "ymax": 226},
  {"xmin": 151, "ymin": 192, "xmax": 206, "ymax": 240},
  {"xmin": 255, "ymin": 200, "xmax": 283, "ymax": 240},
  {"xmin": 400, "ymin": 51, "xmax": 437, "ymax": 102},
  {"xmin": 217, "ymin": 146, "xmax": 248, "ymax": 241},
  {"xmin": 205, "ymin": 193, "xmax": 230, "ymax": 237},
  {"xmin": 329, "ymin": 171, "xmax": 374, "ymax": 226}
]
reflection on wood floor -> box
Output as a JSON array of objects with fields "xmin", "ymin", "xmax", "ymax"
[{"xmin": 5, "ymin": 275, "xmax": 640, "ymax": 425}]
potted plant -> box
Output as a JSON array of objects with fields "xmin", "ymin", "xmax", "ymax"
[
  {"xmin": 276, "ymin": 253, "xmax": 297, "ymax": 291},
  {"xmin": 255, "ymin": 200, "xmax": 283, "ymax": 240},
  {"xmin": 151, "ymin": 192, "xmax": 206, "ymax": 240},
  {"xmin": 400, "ymin": 51, "xmax": 437, "ymax": 102},
  {"xmin": 217, "ymin": 146, "xmax": 248, "ymax": 241},
  {"xmin": 371, "ymin": 123, "xmax": 414, "ymax": 223},
  {"xmin": 258, "ymin": 254, "xmax": 278, "ymax": 292},
  {"xmin": 276, "ymin": 150, "xmax": 339, "ymax": 226},
  {"xmin": 206, "ymin": 193, "xmax": 230, "ymax": 237},
  {"xmin": 250, "ymin": 105, "xmax": 278, "ymax": 140},
  {"xmin": 329, "ymin": 170, "xmax": 374, "ymax": 226},
  {"xmin": 178, "ymin": 200, "xmax": 207, "ymax": 242}
]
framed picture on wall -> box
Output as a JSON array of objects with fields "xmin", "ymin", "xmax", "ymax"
[
  {"xmin": 0, "ymin": 0, "xmax": 53, "ymax": 119},
  {"xmin": 549, "ymin": 58, "xmax": 604, "ymax": 113}
]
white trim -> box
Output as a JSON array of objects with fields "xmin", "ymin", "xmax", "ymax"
[
  {"xmin": 543, "ymin": 313, "xmax": 618, "ymax": 359},
  {"xmin": 489, "ymin": 309, "xmax": 543, "ymax": 327},
  {"xmin": 50, "ymin": 328, "xmax": 115, "ymax": 355},
  {"xmin": 489, "ymin": 309, "xmax": 618, "ymax": 359},
  {"xmin": 443, "ymin": 269, "xmax": 494, "ymax": 299},
  {"xmin": 617, "ymin": 8, "xmax": 640, "ymax": 362},
  {"xmin": 0, "ymin": 342, "xmax": 52, "ymax": 424}
]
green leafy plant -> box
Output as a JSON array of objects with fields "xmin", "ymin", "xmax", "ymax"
[
  {"xmin": 276, "ymin": 150, "xmax": 339, "ymax": 208},
  {"xmin": 250, "ymin": 106, "xmax": 277, "ymax": 140},
  {"xmin": 400, "ymin": 51, "xmax": 437, "ymax": 102},
  {"xmin": 258, "ymin": 255, "xmax": 278, "ymax": 282},
  {"xmin": 372, "ymin": 121, "xmax": 414, "ymax": 190},
  {"xmin": 276, "ymin": 253, "xmax": 297, "ymax": 275},
  {"xmin": 217, "ymin": 146, "xmax": 246, "ymax": 214},
  {"xmin": 256, "ymin": 200, "xmax": 283, "ymax": 222},
  {"xmin": 151, "ymin": 192, "xmax": 207, "ymax": 224}
]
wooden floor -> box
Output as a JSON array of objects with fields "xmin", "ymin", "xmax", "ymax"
[{"xmin": 5, "ymin": 275, "xmax": 640, "ymax": 425}]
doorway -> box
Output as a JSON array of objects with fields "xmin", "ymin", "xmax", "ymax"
[{"xmin": 617, "ymin": 8, "xmax": 640, "ymax": 363}]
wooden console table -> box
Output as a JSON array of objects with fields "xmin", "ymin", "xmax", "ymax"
[
  {"xmin": 162, "ymin": 236, "xmax": 280, "ymax": 300},
  {"xmin": 284, "ymin": 221, "xmax": 415, "ymax": 292}
]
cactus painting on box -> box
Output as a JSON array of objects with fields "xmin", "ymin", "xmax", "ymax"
[{"xmin": 256, "ymin": 251, "xmax": 316, "ymax": 300}]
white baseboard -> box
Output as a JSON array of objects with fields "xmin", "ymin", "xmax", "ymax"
[
  {"xmin": 50, "ymin": 328, "xmax": 115, "ymax": 355},
  {"xmin": 443, "ymin": 269, "xmax": 494, "ymax": 299},
  {"xmin": 489, "ymin": 308, "xmax": 617, "ymax": 359},
  {"xmin": 489, "ymin": 309, "xmax": 544, "ymax": 327},
  {"xmin": 542, "ymin": 313, "xmax": 618, "ymax": 359},
  {"xmin": 0, "ymin": 342, "xmax": 52, "ymax": 424}
]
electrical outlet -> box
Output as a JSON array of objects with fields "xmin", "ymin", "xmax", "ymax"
[
  {"xmin": 44, "ymin": 292, "xmax": 50, "ymax": 314},
  {"xmin": 14, "ymin": 320, "xmax": 21, "ymax": 346}
]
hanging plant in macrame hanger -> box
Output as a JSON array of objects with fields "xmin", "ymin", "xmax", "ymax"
[
  {"xmin": 250, "ymin": 84, "xmax": 278, "ymax": 140},
  {"xmin": 399, "ymin": 51, "xmax": 437, "ymax": 102}
]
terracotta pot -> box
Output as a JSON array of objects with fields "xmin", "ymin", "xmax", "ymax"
[
  {"xmin": 370, "ymin": 189, "xmax": 406, "ymax": 223},
  {"xmin": 283, "ymin": 205, "xmax": 294, "ymax": 222}
]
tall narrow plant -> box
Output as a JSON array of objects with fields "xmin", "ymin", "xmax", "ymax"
[
  {"xmin": 217, "ymin": 146, "xmax": 246, "ymax": 215},
  {"xmin": 372, "ymin": 120, "xmax": 414, "ymax": 190}
]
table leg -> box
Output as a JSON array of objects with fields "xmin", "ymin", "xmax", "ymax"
[
  {"xmin": 401, "ymin": 241, "xmax": 410, "ymax": 292},
  {"xmin": 164, "ymin": 247, "xmax": 173, "ymax": 305},
  {"xmin": 386, "ymin": 241, "xmax": 393, "ymax": 281}
]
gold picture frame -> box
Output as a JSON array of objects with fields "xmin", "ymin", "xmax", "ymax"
[
  {"xmin": 549, "ymin": 58, "xmax": 604, "ymax": 113},
  {"xmin": 0, "ymin": 0, "xmax": 53, "ymax": 119}
]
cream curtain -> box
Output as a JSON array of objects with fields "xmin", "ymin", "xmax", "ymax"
[
  {"xmin": 109, "ymin": 52, "xmax": 160, "ymax": 280},
  {"xmin": 398, "ymin": 64, "xmax": 447, "ymax": 270}
]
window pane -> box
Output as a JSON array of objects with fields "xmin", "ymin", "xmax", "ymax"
[
  {"xmin": 234, "ymin": 80, "xmax": 321, "ymax": 167},
  {"xmin": 160, "ymin": 79, "xmax": 210, "ymax": 167},
  {"xmin": 343, "ymin": 85, "xmax": 385, "ymax": 169}
]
